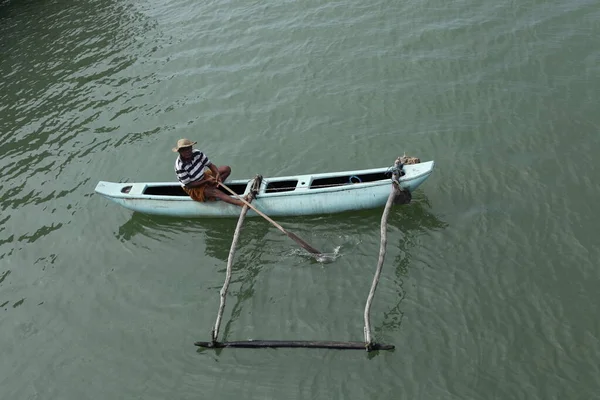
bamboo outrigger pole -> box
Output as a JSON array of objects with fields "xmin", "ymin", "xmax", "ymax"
[
  {"xmin": 210, "ymin": 176, "xmax": 262, "ymax": 344},
  {"xmin": 363, "ymin": 157, "xmax": 407, "ymax": 350}
]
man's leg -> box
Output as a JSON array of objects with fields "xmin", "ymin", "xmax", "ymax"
[
  {"xmin": 204, "ymin": 185, "xmax": 245, "ymax": 207},
  {"xmin": 217, "ymin": 165, "xmax": 232, "ymax": 181}
]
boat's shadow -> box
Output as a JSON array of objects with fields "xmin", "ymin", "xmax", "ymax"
[
  {"xmin": 297, "ymin": 192, "xmax": 446, "ymax": 232},
  {"xmin": 115, "ymin": 211, "xmax": 276, "ymax": 261},
  {"xmin": 115, "ymin": 192, "xmax": 447, "ymax": 259}
]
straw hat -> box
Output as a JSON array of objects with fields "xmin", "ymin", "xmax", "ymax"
[{"xmin": 172, "ymin": 138, "xmax": 197, "ymax": 152}]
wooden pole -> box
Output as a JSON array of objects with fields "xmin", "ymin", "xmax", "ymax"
[
  {"xmin": 363, "ymin": 158, "xmax": 404, "ymax": 350},
  {"xmin": 211, "ymin": 177, "xmax": 259, "ymax": 344},
  {"xmin": 196, "ymin": 340, "xmax": 394, "ymax": 350}
]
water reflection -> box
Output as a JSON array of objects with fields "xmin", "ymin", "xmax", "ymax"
[
  {"xmin": 0, "ymin": 269, "xmax": 10, "ymax": 284},
  {"xmin": 384, "ymin": 196, "xmax": 448, "ymax": 335},
  {"xmin": 117, "ymin": 193, "xmax": 447, "ymax": 261},
  {"xmin": 117, "ymin": 213, "xmax": 189, "ymax": 242},
  {"xmin": 116, "ymin": 213, "xmax": 271, "ymax": 259}
]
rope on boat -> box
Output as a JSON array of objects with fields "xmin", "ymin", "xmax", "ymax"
[
  {"xmin": 363, "ymin": 156, "xmax": 411, "ymax": 350},
  {"xmin": 210, "ymin": 175, "xmax": 262, "ymax": 344},
  {"xmin": 400, "ymin": 154, "xmax": 421, "ymax": 165}
]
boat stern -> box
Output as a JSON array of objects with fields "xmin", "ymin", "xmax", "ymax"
[{"xmin": 94, "ymin": 181, "xmax": 136, "ymax": 198}]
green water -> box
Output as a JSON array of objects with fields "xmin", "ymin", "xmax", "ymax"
[{"xmin": 1, "ymin": 0, "xmax": 599, "ymax": 398}]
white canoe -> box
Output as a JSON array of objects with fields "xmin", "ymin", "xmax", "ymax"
[{"xmin": 94, "ymin": 161, "xmax": 434, "ymax": 218}]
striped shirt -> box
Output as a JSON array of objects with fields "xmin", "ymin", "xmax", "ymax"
[{"xmin": 175, "ymin": 149, "xmax": 211, "ymax": 186}]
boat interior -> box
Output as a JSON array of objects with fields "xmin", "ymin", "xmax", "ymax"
[
  {"xmin": 265, "ymin": 171, "xmax": 392, "ymax": 192},
  {"xmin": 142, "ymin": 183, "xmax": 249, "ymax": 196},
  {"xmin": 309, "ymin": 171, "xmax": 390, "ymax": 189}
]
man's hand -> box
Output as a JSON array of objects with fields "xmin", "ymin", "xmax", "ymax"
[{"xmin": 210, "ymin": 173, "xmax": 221, "ymax": 186}]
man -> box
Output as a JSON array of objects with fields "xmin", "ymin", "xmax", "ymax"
[{"xmin": 173, "ymin": 138, "xmax": 246, "ymax": 207}]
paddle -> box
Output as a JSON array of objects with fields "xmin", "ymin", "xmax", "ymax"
[{"xmin": 218, "ymin": 182, "xmax": 322, "ymax": 256}]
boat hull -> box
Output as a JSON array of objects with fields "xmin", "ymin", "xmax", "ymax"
[{"xmin": 95, "ymin": 161, "xmax": 434, "ymax": 218}]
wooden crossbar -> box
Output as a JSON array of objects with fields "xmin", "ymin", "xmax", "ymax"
[{"xmin": 195, "ymin": 340, "xmax": 394, "ymax": 350}]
